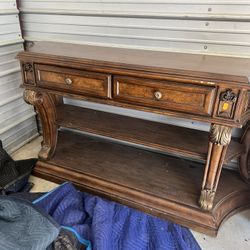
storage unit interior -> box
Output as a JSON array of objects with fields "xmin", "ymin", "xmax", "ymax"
[{"xmin": 18, "ymin": 41, "xmax": 250, "ymax": 236}]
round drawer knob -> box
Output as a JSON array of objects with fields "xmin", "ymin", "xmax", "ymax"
[
  {"xmin": 154, "ymin": 91, "xmax": 162, "ymax": 100},
  {"xmin": 65, "ymin": 77, "xmax": 72, "ymax": 85}
]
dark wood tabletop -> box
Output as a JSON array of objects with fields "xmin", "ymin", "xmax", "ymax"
[{"xmin": 20, "ymin": 41, "xmax": 250, "ymax": 85}]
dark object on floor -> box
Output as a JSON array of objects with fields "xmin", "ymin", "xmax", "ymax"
[
  {"xmin": 9, "ymin": 191, "xmax": 45, "ymax": 202},
  {"xmin": 0, "ymin": 140, "xmax": 12, "ymax": 170},
  {"xmin": 0, "ymin": 196, "xmax": 59, "ymax": 250},
  {"xmin": 0, "ymin": 140, "xmax": 37, "ymax": 194},
  {"xmin": 47, "ymin": 228, "xmax": 86, "ymax": 250},
  {"xmin": 20, "ymin": 181, "xmax": 34, "ymax": 192},
  {"xmin": 34, "ymin": 183, "xmax": 201, "ymax": 250}
]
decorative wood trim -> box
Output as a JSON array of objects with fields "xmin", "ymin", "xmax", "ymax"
[
  {"xmin": 209, "ymin": 124, "xmax": 232, "ymax": 146},
  {"xmin": 200, "ymin": 124, "xmax": 232, "ymax": 211},
  {"xmin": 23, "ymin": 89, "xmax": 59, "ymax": 160},
  {"xmin": 239, "ymin": 121, "xmax": 250, "ymax": 183},
  {"xmin": 107, "ymin": 75, "xmax": 112, "ymax": 99},
  {"xmin": 199, "ymin": 189, "xmax": 216, "ymax": 211},
  {"xmin": 220, "ymin": 89, "xmax": 237, "ymax": 103},
  {"xmin": 23, "ymin": 62, "xmax": 33, "ymax": 73},
  {"xmin": 23, "ymin": 89, "xmax": 42, "ymax": 105},
  {"xmin": 216, "ymin": 89, "xmax": 238, "ymax": 119},
  {"xmin": 22, "ymin": 62, "xmax": 36, "ymax": 85}
]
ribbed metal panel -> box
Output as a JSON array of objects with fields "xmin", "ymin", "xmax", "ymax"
[
  {"xmin": 0, "ymin": 0, "xmax": 38, "ymax": 153},
  {"xmin": 19, "ymin": 0, "xmax": 250, "ymax": 57}
]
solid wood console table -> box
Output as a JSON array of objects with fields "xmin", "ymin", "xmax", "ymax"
[{"xmin": 17, "ymin": 42, "xmax": 250, "ymax": 235}]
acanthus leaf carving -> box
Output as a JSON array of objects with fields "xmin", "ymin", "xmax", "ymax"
[
  {"xmin": 209, "ymin": 124, "xmax": 232, "ymax": 146},
  {"xmin": 199, "ymin": 189, "xmax": 215, "ymax": 211},
  {"xmin": 23, "ymin": 90, "xmax": 43, "ymax": 106}
]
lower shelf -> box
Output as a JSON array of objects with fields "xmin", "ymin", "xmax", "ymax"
[
  {"xmin": 34, "ymin": 131, "xmax": 250, "ymax": 236},
  {"xmin": 56, "ymin": 104, "xmax": 243, "ymax": 163}
]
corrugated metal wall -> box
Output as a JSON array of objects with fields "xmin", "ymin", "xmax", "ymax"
[
  {"xmin": 0, "ymin": 0, "xmax": 38, "ymax": 153},
  {"xmin": 19, "ymin": 0, "xmax": 250, "ymax": 57}
]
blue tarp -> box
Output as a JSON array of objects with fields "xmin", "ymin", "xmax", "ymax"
[{"xmin": 33, "ymin": 183, "xmax": 201, "ymax": 250}]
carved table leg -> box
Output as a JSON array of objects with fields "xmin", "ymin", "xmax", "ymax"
[
  {"xmin": 239, "ymin": 122, "xmax": 250, "ymax": 183},
  {"xmin": 23, "ymin": 90, "xmax": 59, "ymax": 160},
  {"xmin": 199, "ymin": 124, "xmax": 232, "ymax": 211}
]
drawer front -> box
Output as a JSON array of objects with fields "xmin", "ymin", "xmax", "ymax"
[
  {"xmin": 113, "ymin": 76, "xmax": 216, "ymax": 116},
  {"xmin": 35, "ymin": 64, "xmax": 112, "ymax": 99}
]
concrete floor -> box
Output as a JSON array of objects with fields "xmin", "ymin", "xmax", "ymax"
[{"xmin": 12, "ymin": 136, "xmax": 250, "ymax": 250}]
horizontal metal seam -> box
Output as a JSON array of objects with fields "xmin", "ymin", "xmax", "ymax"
[{"xmin": 0, "ymin": 112, "xmax": 36, "ymax": 134}]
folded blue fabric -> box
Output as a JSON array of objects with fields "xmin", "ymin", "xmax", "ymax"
[
  {"xmin": 0, "ymin": 196, "xmax": 59, "ymax": 250},
  {"xmin": 33, "ymin": 183, "xmax": 201, "ymax": 250}
]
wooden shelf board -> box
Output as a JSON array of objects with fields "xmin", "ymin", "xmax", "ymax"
[
  {"xmin": 56, "ymin": 104, "xmax": 243, "ymax": 163},
  {"xmin": 35, "ymin": 131, "xmax": 250, "ymax": 235},
  {"xmin": 52, "ymin": 131, "xmax": 203, "ymax": 208}
]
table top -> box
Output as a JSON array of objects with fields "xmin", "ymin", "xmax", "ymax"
[{"xmin": 19, "ymin": 41, "xmax": 250, "ymax": 86}]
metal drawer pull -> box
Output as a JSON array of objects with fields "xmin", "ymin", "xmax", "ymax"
[
  {"xmin": 64, "ymin": 77, "xmax": 72, "ymax": 85},
  {"xmin": 154, "ymin": 91, "xmax": 162, "ymax": 100}
]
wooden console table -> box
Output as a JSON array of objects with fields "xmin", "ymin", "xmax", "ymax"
[{"xmin": 17, "ymin": 42, "xmax": 250, "ymax": 235}]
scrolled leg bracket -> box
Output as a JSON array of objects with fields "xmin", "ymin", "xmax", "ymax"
[{"xmin": 23, "ymin": 89, "xmax": 58, "ymax": 160}]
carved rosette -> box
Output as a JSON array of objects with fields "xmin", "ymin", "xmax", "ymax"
[
  {"xmin": 23, "ymin": 90, "xmax": 43, "ymax": 106},
  {"xmin": 23, "ymin": 62, "xmax": 33, "ymax": 72},
  {"xmin": 209, "ymin": 124, "xmax": 232, "ymax": 146},
  {"xmin": 199, "ymin": 189, "xmax": 215, "ymax": 211}
]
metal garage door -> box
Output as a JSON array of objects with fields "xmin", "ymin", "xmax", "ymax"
[{"xmin": 0, "ymin": 0, "xmax": 38, "ymax": 153}]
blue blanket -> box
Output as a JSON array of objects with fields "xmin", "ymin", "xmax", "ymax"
[{"xmin": 33, "ymin": 183, "xmax": 201, "ymax": 250}]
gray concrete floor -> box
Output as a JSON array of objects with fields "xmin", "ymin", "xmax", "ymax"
[{"xmin": 12, "ymin": 136, "xmax": 250, "ymax": 250}]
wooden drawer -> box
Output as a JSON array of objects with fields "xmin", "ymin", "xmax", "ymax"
[
  {"xmin": 35, "ymin": 64, "xmax": 112, "ymax": 99},
  {"xmin": 113, "ymin": 76, "xmax": 216, "ymax": 116}
]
